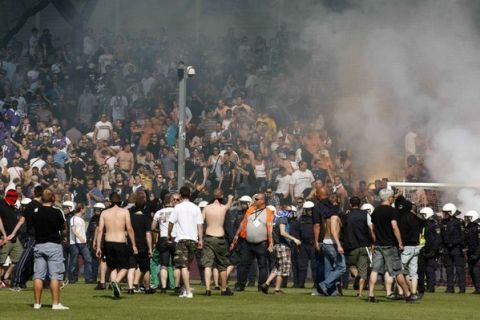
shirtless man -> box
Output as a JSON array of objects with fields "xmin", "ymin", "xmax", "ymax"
[
  {"xmin": 313, "ymin": 187, "xmax": 346, "ymax": 296},
  {"xmin": 117, "ymin": 144, "xmax": 135, "ymax": 176},
  {"xmin": 201, "ymin": 189, "xmax": 234, "ymax": 296},
  {"xmin": 96, "ymin": 193, "xmax": 137, "ymax": 299}
]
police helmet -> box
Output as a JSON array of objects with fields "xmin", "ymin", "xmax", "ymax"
[
  {"xmin": 419, "ymin": 207, "xmax": 434, "ymax": 220},
  {"xmin": 62, "ymin": 201, "xmax": 75, "ymax": 211},
  {"xmin": 303, "ymin": 201, "xmax": 315, "ymax": 209},
  {"xmin": 198, "ymin": 201, "xmax": 209, "ymax": 209},
  {"xmin": 361, "ymin": 203, "xmax": 375, "ymax": 215},
  {"xmin": 239, "ymin": 195, "xmax": 252, "ymax": 203},
  {"xmin": 442, "ymin": 203, "xmax": 457, "ymax": 216},
  {"xmin": 465, "ymin": 210, "xmax": 480, "ymax": 223},
  {"xmin": 20, "ymin": 198, "xmax": 32, "ymax": 206},
  {"xmin": 93, "ymin": 202, "xmax": 106, "ymax": 210}
]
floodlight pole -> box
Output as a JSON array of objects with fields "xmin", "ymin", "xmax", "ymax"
[{"xmin": 177, "ymin": 63, "xmax": 187, "ymax": 188}]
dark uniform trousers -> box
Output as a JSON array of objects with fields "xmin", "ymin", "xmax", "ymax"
[
  {"xmin": 443, "ymin": 246, "xmax": 466, "ymax": 292},
  {"xmin": 297, "ymin": 243, "xmax": 316, "ymax": 287}
]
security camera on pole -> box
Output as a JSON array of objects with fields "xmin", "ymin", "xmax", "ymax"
[{"xmin": 177, "ymin": 62, "xmax": 195, "ymax": 188}]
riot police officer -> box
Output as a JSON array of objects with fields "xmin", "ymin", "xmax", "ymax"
[
  {"xmin": 464, "ymin": 210, "xmax": 480, "ymax": 294},
  {"xmin": 87, "ymin": 202, "xmax": 106, "ymax": 289},
  {"xmin": 291, "ymin": 201, "xmax": 316, "ymax": 288},
  {"xmin": 441, "ymin": 203, "xmax": 466, "ymax": 293},
  {"xmin": 417, "ymin": 207, "xmax": 441, "ymax": 293}
]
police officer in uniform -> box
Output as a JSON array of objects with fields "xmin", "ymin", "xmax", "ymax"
[
  {"xmin": 87, "ymin": 202, "xmax": 106, "ymax": 289},
  {"xmin": 291, "ymin": 201, "xmax": 316, "ymax": 288},
  {"xmin": 464, "ymin": 210, "xmax": 480, "ymax": 294},
  {"xmin": 441, "ymin": 203, "xmax": 466, "ymax": 293}
]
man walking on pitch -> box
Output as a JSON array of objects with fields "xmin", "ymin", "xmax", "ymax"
[
  {"xmin": 96, "ymin": 193, "xmax": 137, "ymax": 299},
  {"xmin": 202, "ymin": 189, "xmax": 234, "ymax": 296},
  {"xmin": 168, "ymin": 186, "xmax": 204, "ymax": 298}
]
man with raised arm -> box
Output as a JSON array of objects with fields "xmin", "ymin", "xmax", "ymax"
[{"xmin": 201, "ymin": 189, "xmax": 234, "ymax": 296}]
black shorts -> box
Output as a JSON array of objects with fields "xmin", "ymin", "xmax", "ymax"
[
  {"xmin": 157, "ymin": 237, "xmax": 176, "ymax": 266},
  {"xmin": 104, "ymin": 241, "xmax": 130, "ymax": 270},
  {"xmin": 134, "ymin": 249, "xmax": 151, "ymax": 272}
]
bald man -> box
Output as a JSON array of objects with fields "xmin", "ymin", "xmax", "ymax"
[{"xmin": 312, "ymin": 187, "xmax": 346, "ymax": 296}]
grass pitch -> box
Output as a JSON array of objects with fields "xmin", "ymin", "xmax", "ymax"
[{"xmin": 0, "ymin": 283, "xmax": 478, "ymax": 320}]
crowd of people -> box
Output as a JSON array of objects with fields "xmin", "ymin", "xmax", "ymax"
[{"xmin": 0, "ymin": 23, "xmax": 479, "ymax": 309}]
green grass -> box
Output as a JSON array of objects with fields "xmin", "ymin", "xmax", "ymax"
[{"xmin": 0, "ymin": 283, "xmax": 478, "ymax": 320}]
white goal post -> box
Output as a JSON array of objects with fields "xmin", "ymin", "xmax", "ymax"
[{"xmin": 387, "ymin": 181, "xmax": 480, "ymax": 212}]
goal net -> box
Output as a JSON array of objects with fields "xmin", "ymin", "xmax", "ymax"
[{"xmin": 387, "ymin": 182, "xmax": 480, "ymax": 213}]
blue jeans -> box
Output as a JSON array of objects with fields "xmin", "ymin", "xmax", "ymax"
[
  {"xmin": 68, "ymin": 243, "xmax": 93, "ymax": 282},
  {"xmin": 318, "ymin": 244, "xmax": 346, "ymax": 294}
]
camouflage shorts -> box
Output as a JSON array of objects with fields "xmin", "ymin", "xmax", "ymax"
[{"xmin": 174, "ymin": 240, "xmax": 197, "ymax": 268}]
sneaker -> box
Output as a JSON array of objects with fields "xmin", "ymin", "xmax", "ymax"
[
  {"xmin": 214, "ymin": 286, "xmax": 221, "ymax": 290},
  {"xmin": 145, "ymin": 288, "xmax": 156, "ymax": 294},
  {"xmin": 336, "ymin": 283, "xmax": 344, "ymax": 296},
  {"xmin": 260, "ymin": 283, "xmax": 269, "ymax": 294},
  {"xmin": 10, "ymin": 286, "xmax": 22, "ymax": 292},
  {"xmin": 311, "ymin": 289, "xmax": 326, "ymax": 296},
  {"xmin": 52, "ymin": 303, "xmax": 70, "ymax": 310},
  {"xmin": 205, "ymin": 290, "xmax": 212, "ymax": 296},
  {"xmin": 133, "ymin": 285, "xmax": 141, "ymax": 293},
  {"xmin": 234, "ymin": 286, "xmax": 245, "ymax": 292},
  {"xmin": 367, "ymin": 296, "xmax": 377, "ymax": 303},
  {"xmin": 274, "ymin": 290, "xmax": 285, "ymax": 295},
  {"xmin": 33, "ymin": 304, "xmax": 42, "ymax": 309},
  {"xmin": 405, "ymin": 295, "xmax": 417, "ymax": 304},
  {"xmin": 317, "ymin": 283, "xmax": 328, "ymax": 296},
  {"xmin": 94, "ymin": 282, "xmax": 106, "ymax": 290},
  {"xmin": 221, "ymin": 287, "xmax": 234, "ymax": 296},
  {"xmin": 174, "ymin": 287, "xmax": 183, "ymax": 295},
  {"xmin": 184, "ymin": 291, "xmax": 193, "ymax": 298},
  {"xmin": 111, "ymin": 281, "xmax": 121, "ymax": 299}
]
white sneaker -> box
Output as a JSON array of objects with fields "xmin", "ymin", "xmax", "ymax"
[
  {"xmin": 184, "ymin": 291, "xmax": 193, "ymax": 299},
  {"xmin": 33, "ymin": 304, "xmax": 42, "ymax": 309},
  {"xmin": 52, "ymin": 303, "xmax": 70, "ymax": 310}
]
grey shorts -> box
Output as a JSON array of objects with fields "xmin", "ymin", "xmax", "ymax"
[
  {"xmin": 401, "ymin": 246, "xmax": 419, "ymax": 279},
  {"xmin": 371, "ymin": 246, "xmax": 403, "ymax": 277},
  {"xmin": 33, "ymin": 243, "xmax": 65, "ymax": 281}
]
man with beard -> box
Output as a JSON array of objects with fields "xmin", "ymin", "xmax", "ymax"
[
  {"xmin": 96, "ymin": 193, "xmax": 137, "ymax": 299},
  {"xmin": 129, "ymin": 190, "xmax": 155, "ymax": 294}
]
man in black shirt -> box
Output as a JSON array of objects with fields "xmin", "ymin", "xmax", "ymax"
[
  {"xmin": 398, "ymin": 199, "xmax": 423, "ymax": 299},
  {"xmin": 32, "ymin": 189, "xmax": 69, "ymax": 310},
  {"xmin": 219, "ymin": 152, "xmax": 236, "ymax": 196},
  {"xmin": 367, "ymin": 189, "xmax": 415, "ymax": 303},
  {"xmin": 0, "ymin": 189, "xmax": 23, "ymax": 286},
  {"xmin": 8, "ymin": 186, "xmax": 44, "ymax": 291},
  {"xmin": 343, "ymin": 197, "xmax": 374, "ymax": 297},
  {"xmin": 129, "ymin": 190, "xmax": 154, "ymax": 294}
]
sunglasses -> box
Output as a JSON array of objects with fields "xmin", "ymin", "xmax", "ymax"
[{"xmin": 172, "ymin": 198, "xmax": 181, "ymax": 201}]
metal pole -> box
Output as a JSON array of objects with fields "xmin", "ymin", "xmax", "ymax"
[{"xmin": 177, "ymin": 66, "xmax": 187, "ymax": 188}]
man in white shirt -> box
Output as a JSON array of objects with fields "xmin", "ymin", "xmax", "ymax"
[
  {"xmin": 168, "ymin": 187, "xmax": 203, "ymax": 298},
  {"xmin": 68, "ymin": 205, "xmax": 94, "ymax": 283},
  {"xmin": 93, "ymin": 114, "xmax": 113, "ymax": 142},
  {"xmin": 290, "ymin": 160, "xmax": 315, "ymax": 202},
  {"xmin": 275, "ymin": 167, "xmax": 291, "ymax": 200}
]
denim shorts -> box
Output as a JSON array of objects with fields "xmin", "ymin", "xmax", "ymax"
[{"xmin": 34, "ymin": 243, "xmax": 65, "ymax": 281}]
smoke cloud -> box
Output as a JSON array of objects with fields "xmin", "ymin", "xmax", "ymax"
[{"xmin": 298, "ymin": 0, "xmax": 480, "ymax": 211}]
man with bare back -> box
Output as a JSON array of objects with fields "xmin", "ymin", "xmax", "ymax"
[
  {"xmin": 313, "ymin": 187, "xmax": 346, "ymax": 296},
  {"xmin": 96, "ymin": 192, "xmax": 137, "ymax": 299},
  {"xmin": 201, "ymin": 189, "xmax": 234, "ymax": 296}
]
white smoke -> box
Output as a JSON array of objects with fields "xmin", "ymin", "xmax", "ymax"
[{"xmin": 299, "ymin": 0, "xmax": 480, "ymax": 211}]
